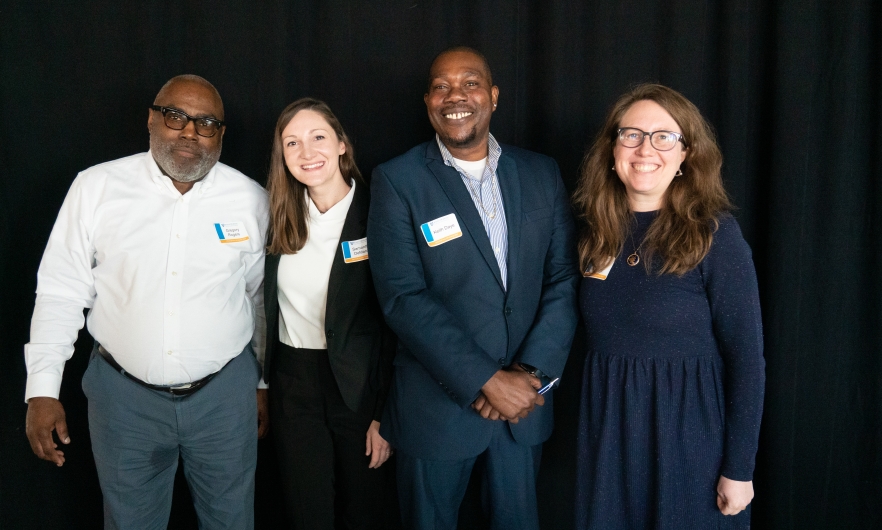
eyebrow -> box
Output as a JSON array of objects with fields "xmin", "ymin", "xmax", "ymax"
[{"xmin": 283, "ymin": 128, "xmax": 330, "ymax": 139}]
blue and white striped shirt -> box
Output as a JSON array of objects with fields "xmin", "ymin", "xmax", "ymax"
[{"xmin": 436, "ymin": 133, "xmax": 508, "ymax": 290}]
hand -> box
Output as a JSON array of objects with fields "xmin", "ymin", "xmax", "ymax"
[
  {"xmin": 26, "ymin": 397, "xmax": 70, "ymax": 466},
  {"xmin": 256, "ymin": 389, "xmax": 269, "ymax": 439},
  {"xmin": 716, "ymin": 476, "xmax": 754, "ymax": 515},
  {"xmin": 479, "ymin": 368, "xmax": 544, "ymax": 424},
  {"xmin": 471, "ymin": 392, "xmax": 506, "ymax": 421},
  {"xmin": 365, "ymin": 420, "xmax": 392, "ymax": 469}
]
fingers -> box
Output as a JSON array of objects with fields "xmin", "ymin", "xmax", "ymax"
[
  {"xmin": 716, "ymin": 476, "xmax": 753, "ymax": 516},
  {"xmin": 256, "ymin": 389, "xmax": 269, "ymax": 439},
  {"xmin": 25, "ymin": 397, "xmax": 68, "ymax": 467}
]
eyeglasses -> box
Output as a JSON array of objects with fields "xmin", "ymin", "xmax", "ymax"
[
  {"xmin": 150, "ymin": 105, "xmax": 225, "ymax": 138},
  {"xmin": 617, "ymin": 127, "xmax": 686, "ymax": 151}
]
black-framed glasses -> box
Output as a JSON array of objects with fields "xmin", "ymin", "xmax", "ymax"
[
  {"xmin": 617, "ymin": 127, "xmax": 686, "ymax": 151},
  {"xmin": 150, "ymin": 105, "xmax": 225, "ymax": 137}
]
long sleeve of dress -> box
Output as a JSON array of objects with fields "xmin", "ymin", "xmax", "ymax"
[{"xmin": 701, "ymin": 216, "xmax": 765, "ymax": 480}]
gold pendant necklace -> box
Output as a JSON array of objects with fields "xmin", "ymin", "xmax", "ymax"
[{"xmin": 627, "ymin": 231, "xmax": 646, "ymax": 267}]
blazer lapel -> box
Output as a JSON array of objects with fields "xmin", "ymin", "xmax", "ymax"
[
  {"xmin": 496, "ymin": 153, "xmax": 521, "ymax": 295},
  {"xmin": 426, "ymin": 144, "xmax": 504, "ymax": 290},
  {"xmin": 326, "ymin": 181, "xmax": 368, "ymax": 320}
]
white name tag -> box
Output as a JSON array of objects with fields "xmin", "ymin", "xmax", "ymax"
[
  {"xmin": 420, "ymin": 213, "xmax": 462, "ymax": 247},
  {"xmin": 341, "ymin": 238, "xmax": 369, "ymax": 263},
  {"xmin": 584, "ymin": 259, "xmax": 614, "ymax": 280},
  {"xmin": 214, "ymin": 222, "xmax": 250, "ymax": 243}
]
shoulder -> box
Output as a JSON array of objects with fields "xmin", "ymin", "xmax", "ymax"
[
  {"xmin": 499, "ymin": 143, "xmax": 560, "ymax": 180},
  {"xmin": 74, "ymin": 152, "xmax": 150, "ymax": 183},
  {"xmin": 707, "ymin": 213, "xmax": 753, "ymax": 262},
  {"xmin": 374, "ymin": 142, "xmax": 433, "ymax": 176},
  {"xmin": 211, "ymin": 162, "xmax": 268, "ymax": 203}
]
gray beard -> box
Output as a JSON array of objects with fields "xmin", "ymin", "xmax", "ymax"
[{"xmin": 150, "ymin": 137, "xmax": 221, "ymax": 183}]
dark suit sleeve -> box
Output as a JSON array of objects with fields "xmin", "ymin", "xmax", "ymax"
[
  {"xmin": 371, "ymin": 322, "xmax": 397, "ymax": 421},
  {"xmin": 513, "ymin": 160, "xmax": 579, "ymax": 379},
  {"xmin": 368, "ymin": 165, "xmax": 501, "ymax": 408}
]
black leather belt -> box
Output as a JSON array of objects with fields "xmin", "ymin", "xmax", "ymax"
[{"xmin": 97, "ymin": 345, "xmax": 217, "ymax": 396}]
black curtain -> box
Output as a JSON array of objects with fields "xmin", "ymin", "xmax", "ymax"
[{"xmin": 2, "ymin": 1, "xmax": 879, "ymax": 528}]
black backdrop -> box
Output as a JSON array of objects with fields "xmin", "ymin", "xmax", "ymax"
[{"xmin": 2, "ymin": 1, "xmax": 880, "ymax": 528}]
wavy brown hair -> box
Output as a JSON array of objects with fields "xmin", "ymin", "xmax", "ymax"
[
  {"xmin": 573, "ymin": 83, "xmax": 733, "ymax": 276},
  {"xmin": 266, "ymin": 98, "xmax": 363, "ymax": 255}
]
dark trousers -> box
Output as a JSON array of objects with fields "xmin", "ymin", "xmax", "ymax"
[
  {"xmin": 396, "ymin": 420, "xmax": 543, "ymax": 530},
  {"xmin": 269, "ymin": 343, "xmax": 399, "ymax": 530}
]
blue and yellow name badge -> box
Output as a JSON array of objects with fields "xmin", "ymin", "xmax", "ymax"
[
  {"xmin": 214, "ymin": 222, "xmax": 250, "ymax": 244},
  {"xmin": 341, "ymin": 237, "xmax": 369, "ymax": 263},
  {"xmin": 584, "ymin": 259, "xmax": 614, "ymax": 280},
  {"xmin": 420, "ymin": 213, "xmax": 462, "ymax": 247}
]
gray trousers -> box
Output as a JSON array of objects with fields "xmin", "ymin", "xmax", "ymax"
[{"xmin": 82, "ymin": 343, "xmax": 260, "ymax": 530}]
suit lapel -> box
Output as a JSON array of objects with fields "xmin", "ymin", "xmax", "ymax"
[
  {"xmin": 496, "ymin": 153, "xmax": 521, "ymax": 295},
  {"xmin": 326, "ymin": 181, "xmax": 368, "ymax": 321},
  {"xmin": 426, "ymin": 146, "xmax": 504, "ymax": 290}
]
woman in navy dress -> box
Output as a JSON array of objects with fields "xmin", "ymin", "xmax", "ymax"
[{"xmin": 573, "ymin": 84, "xmax": 764, "ymax": 529}]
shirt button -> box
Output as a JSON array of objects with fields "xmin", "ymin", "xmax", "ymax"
[
  {"xmin": 171, "ymin": 271, "xmax": 177, "ymax": 276},
  {"xmin": 168, "ymin": 311, "xmax": 174, "ymax": 316},
  {"xmin": 176, "ymin": 234, "xmax": 181, "ymax": 238},
  {"xmin": 498, "ymin": 357, "xmax": 505, "ymax": 366},
  {"xmin": 495, "ymin": 247, "xmax": 500, "ymax": 254},
  {"xmin": 167, "ymin": 350, "xmax": 173, "ymax": 355}
]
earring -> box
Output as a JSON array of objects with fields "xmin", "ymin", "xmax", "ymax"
[
  {"xmin": 611, "ymin": 166, "xmax": 615, "ymax": 170},
  {"xmin": 675, "ymin": 168, "xmax": 683, "ymax": 177}
]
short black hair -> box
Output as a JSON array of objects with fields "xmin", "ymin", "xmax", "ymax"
[{"xmin": 427, "ymin": 46, "xmax": 493, "ymax": 89}]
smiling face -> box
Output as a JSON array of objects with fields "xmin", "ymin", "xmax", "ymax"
[
  {"xmin": 424, "ymin": 50, "xmax": 499, "ymax": 160},
  {"xmin": 613, "ymin": 99, "xmax": 688, "ymax": 211},
  {"xmin": 148, "ymin": 79, "xmax": 224, "ymax": 183},
  {"xmin": 281, "ymin": 109, "xmax": 347, "ymax": 194}
]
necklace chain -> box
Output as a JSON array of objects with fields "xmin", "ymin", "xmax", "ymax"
[
  {"xmin": 627, "ymin": 230, "xmax": 646, "ymax": 266},
  {"xmin": 464, "ymin": 169, "xmax": 499, "ymax": 219}
]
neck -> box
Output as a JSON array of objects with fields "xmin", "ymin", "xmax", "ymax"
[
  {"xmin": 628, "ymin": 194, "xmax": 662, "ymax": 212},
  {"xmin": 170, "ymin": 178, "xmax": 196, "ymax": 195},
  {"xmin": 308, "ymin": 174, "xmax": 351, "ymax": 213},
  {"xmin": 444, "ymin": 137, "xmax": 489, "ymax": 161}
]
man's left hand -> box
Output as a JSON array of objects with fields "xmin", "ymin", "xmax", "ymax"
[{"xmin": 256, "ymin": 389, "xmax": 269, "ymax": 439}]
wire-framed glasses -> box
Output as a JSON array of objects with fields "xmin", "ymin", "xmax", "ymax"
[{"xmin": 617, "ymin": 127, "xmax": 686, "ymax": 151}]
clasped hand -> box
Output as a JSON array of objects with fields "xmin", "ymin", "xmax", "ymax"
[{"xmin": 471, "ymin": 367, "xmax": 544, "ymax": 423}]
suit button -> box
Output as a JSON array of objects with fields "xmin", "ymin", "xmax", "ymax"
[
  {"xmin": 504, "ymin": 307, "xmax": 512, "ymax": 316},
  {"xmin": 326, "ymin": 329, "xmax": 335, "ymax": 339},
  {"xmin": 498, "ymin": 357, "xmax": 506, "ymax": 366}
]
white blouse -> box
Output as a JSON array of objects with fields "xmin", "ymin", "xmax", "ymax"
[{"xmin": 277, "ymin": 181, "xmax": 356, "ymax": 349}]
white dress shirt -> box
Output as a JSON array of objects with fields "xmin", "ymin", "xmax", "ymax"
[
  {"xmin": 277, "ymin": 181, "xmax": 355, "ymax": 349},
  {"xmin": 24, "ymin": 152, "xmax": 269, "ymax": 400}
]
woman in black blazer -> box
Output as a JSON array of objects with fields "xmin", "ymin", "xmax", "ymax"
[{"xmin": 263, "ymin": 98, "xmax": 397, "ymax": 530}]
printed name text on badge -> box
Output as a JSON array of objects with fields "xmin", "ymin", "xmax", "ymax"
[
  {"xmin": 342, "ymin": 238, "xmax": 369, "ymax": 263},
  {"xmin": 215, "ymin": 222, "xmax": 250, "ymax": 243},
  {"xmin": 420, "ymin": 213, "xmax": 462, "ymax": 247}
]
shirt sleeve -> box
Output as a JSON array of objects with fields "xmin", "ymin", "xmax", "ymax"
[
  {"xmin": 702, "ymin": 216, "xmax": 766, "ymax": 481},
  {"xmin": 246, "ymin": 192, "xmax": 270, "ymax": 390},
  {"xmin": 24, "ymin": 174, "xmax": 98, "ymax": 401}
]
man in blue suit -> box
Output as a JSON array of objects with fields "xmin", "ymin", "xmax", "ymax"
[{"xmin": 367, "ymin": 47, "xmax": 579, "ymax": 529}]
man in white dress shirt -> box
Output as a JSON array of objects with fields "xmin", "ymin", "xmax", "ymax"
[{"xmin": 24, "ymin": 75, "xmax": 269, "ymax": 529}]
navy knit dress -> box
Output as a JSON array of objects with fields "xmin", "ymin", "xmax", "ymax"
[{"xmin": 575, "ymin": 211, "xmax": 764, "ymax": 530}]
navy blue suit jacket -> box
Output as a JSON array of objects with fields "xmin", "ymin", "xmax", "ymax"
[{"xmin": 368, "ymin": 139, "xmax": 578, "ymax": 460}]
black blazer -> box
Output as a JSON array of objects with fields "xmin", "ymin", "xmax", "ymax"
[{"xmin": 263, "ymin": 182, "xmax": 395, "ymax": 420}]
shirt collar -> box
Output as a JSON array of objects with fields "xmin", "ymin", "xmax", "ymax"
[{"xmin": 435, "ymin": 133, "xmax": 502, "ymax": 177}]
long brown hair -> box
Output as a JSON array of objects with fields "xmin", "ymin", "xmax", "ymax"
[
  {"xmin": 266, "ymin": 98, "xmax": 363, "ymax": 255},
  {"xmin": 573, "ymin": 83, "xmax": 733, "ymax": 275}
]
